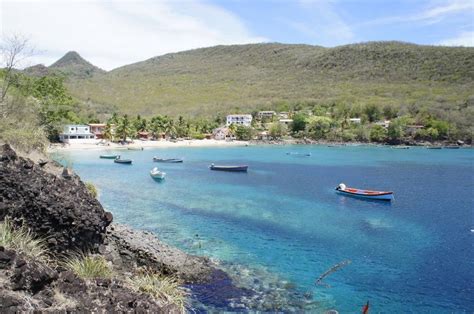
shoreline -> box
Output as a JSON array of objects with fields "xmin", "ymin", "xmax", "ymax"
[
  {"xmin": 47, "ymin": 138, "xmax": 470, "ymax": 153},
  {"xmin": 48, "ymin": 139, "xmax": 249, "ymax": 152}
]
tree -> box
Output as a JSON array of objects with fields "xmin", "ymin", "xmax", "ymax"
[
  {"xmin": 0, "ymin": 34, "xmax": 34, "ymax": 115},
  {"xmin": 116, "ymin": 115, "xmax": 133, "ymax": 142},
  {"xmin": 163, "ymin": 118, "xmax": 176, "ymax": 138},
  {"xmin": 306, "ymin": 116, "xmax": 333, "ymax": 139},
  {"xmin": 387, "ymin": 117, "xmax": 407, "ymax": 143},
  {"xmin": 235, "ymin": 125, "xmax": 254, "ymax": 141},
  {"xmin": 291, "ymin": 113, "xmax": 307, "ymax": 133},
  {"xmin": 364, "ymin": 104, "xmax": 381, "ymax": 123},
  {"xmin": 133, "ymin": 114, "xmax": 147, "ymax": 132},
  {"xmin": 103, "ymin": 122, "xmax": 114, "ymax": 141},
  {"xmin": 228, "ymin": 123, "xmax": 237, "ymax": 137},
  {"xmin": 150, "ymin": 115, "xmax": 167, "ymax": 139},
  {"xmin": 369, "ymin": 125, "xmax": 387, "ymax": 142},
  {"xmin": 269, "ymin": 122, "xmax": 287, "ymax": 139}
]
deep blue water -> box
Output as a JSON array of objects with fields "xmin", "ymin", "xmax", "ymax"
[{"xmin": 54, "ymin": 145, "xmax": 474, "ymax": 312}]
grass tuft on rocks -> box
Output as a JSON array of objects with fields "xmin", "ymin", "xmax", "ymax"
[
  {"xmin": 0, "ymin": 218, "xmax": 48, "ymax": 260},
  {"xmin": 64, "ymin": 254, "xmax": 112, "ymax": 279},
  {"xmin": 85, "ymin": 182, "xmax": 98, "ymax": 198},
  {"xmin": 129, "ymin": 272, "xmax": 188, "ymax": 313}
]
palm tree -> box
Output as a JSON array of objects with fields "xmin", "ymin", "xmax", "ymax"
[
  {"xmin": 103, "ymin": 122, "xmax": 114, "ymax": 142},
  {"xmin": 116, "ymin": 115, "xmax": 132, "ymax": 142}
]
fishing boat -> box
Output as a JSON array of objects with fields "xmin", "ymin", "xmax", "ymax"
[
  {"xmin": 287, "ymin": 152, "xmax": 311, "ymax": 157},
  {"xmin": 127, "ymin": 147, "xmax": 144, "ymax": 150},
  {"xmin": 114, "ymin": 156, "xmax": 132, "ymax": 164},
  {"xmin": 100, "ymin": 154, "xmax": 119, "ymax": 159},
  {"xmin": 150, "ymin": 167, "xmax": 166, "ymax": 180},
  {"xmin": 152, "ymin": 157, "xmax": 183, "ymax": 163},
  {"xmin": 335, "ymin": 183, "xmax": 393, "ymax": 201},
  {"xmin": 443, "ymin": 146, "xmax": 460, "ymax": 149},
  {"xmin": 392, "ymin": 146, "xmax": 410, "ymax": 149},
  {"xmin": 209, "ymin": 163, "xmax": 248, "ymax": 172},
  {"xmin": 426, "ymin": 147, "xmax": 442, "ymax": 150}
]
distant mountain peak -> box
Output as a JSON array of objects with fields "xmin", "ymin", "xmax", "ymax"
[{"xmin": 49, "ymin": 51, "xmax": 106, "ymax": 78}]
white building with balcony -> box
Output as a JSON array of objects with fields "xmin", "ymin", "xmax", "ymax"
[
  {"xmin": 226, "ymin": 114, "xmax": 252, "ymax": 127},
  {"xmin": 59, "ymin": 125, "xmax": 97, "ymax": 144}
]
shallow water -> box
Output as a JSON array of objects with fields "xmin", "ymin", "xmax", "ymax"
[{"xmin": 54, "ymin": 145, "xmax": 474, "ymax": 312}]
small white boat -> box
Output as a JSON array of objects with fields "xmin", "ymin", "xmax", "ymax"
[
  {"xmin": 335, "ymin": 183, "xmax": 394, "ymax": 201},
  {"xmin": 150, "ymin": 167, "xmax": 166, "ymax": 180}
]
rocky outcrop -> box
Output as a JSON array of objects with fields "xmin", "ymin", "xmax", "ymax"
[
  {"xmin": 104, "ymin": 224, "xmax": 217, "ymax": 283},
  {"xmin": 0, "ymin": 246, "xmax": 173, "ymax": 312},
  {"xmin": 0, "ymin": 144, "xmax": 113, "ymax": 253}
]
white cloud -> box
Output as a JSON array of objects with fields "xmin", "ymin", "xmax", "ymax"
[
  {"xmin": 1, "ymin": 0, "xmax": 267, "ymax": 70},
  {"xmin": 439, "ymin": 31, "xmax": 474, "ymax": 46},
  {"xmin": 358, "ymin": 0, "xmax": 474, "ymax": 27}
]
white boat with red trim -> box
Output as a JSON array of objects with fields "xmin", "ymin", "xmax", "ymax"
[{"xmin": 335, "ymin": 183, "xmax": 393, "ymax": 201}]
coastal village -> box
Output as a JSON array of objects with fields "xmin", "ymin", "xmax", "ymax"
[{"xmin": 57, "ymin": 111, "xmax": 436, "ymax": 147}]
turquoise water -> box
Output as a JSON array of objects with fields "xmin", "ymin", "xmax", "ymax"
[{"xmin": 55, "ymin": 145, "xmax": 474, "ymax": 312}]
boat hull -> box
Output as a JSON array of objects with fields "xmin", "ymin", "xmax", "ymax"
[
  {"xmin": 114, "ymin": 159, "xmax": 132, "ymax": 164},
  {"xmin": 210, "ymin": 165, "xmax": 248, "ymax": 172},
  {"xmin": 150, "ymin": 173, "xmax": 166, "ymax": 180},
  {"xmin": 100, "ymin": 155, "xmax": 118, "ymax": 159},
  {"xmin": 336, "ymin": 188, "xmax": 393, "ymax": 201},
  {"xmin": 153, "ymin": 158, "xmax": 183, "ymax": 163}
]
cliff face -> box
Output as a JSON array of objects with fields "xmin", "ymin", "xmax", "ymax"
[{"xmin": 0, "ymin": 144, "xmax": 112, "ymax": 253}]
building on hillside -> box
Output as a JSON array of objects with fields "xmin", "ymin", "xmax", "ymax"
[
  {"xmin": 213, "ymin": 127, "xmax": 230, "ymax": 140},
  {"xmin": 349, "ymin": 118, "xmax": 362, "ymax": 124},
  {"xmin": 88, "ymin": 123, "xmax": 106, "ymax": 139},
  {"xmin": 375, "ymin": 120, "xmax": 391, "ymax": 128},
  {"xmin": 279, "ymin": 112, "xmax": 290, "ymax": 119},
  {"xmin": 226, "ymin": 114, "xmax": 253, "ymax": 127},
  {"xmin": 279, "ymin": 119, "xmax": 293, "ymax": 125},
  {"xmin": 257, "ymin": 111, "xmax": 276, "ymax": 120},
  {"xmin": 59, "ymin": 125, "xmax": 97, "ymax": 144}
]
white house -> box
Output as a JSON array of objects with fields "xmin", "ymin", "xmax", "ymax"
[
  {"xmin": 226, "ymin": 114, "xmax": 253, "ymax": 127},
  {"xmin": 59, "ymin": 125, "xmax": 97, "ymax": 144},
  {"xmin": 349, "ymin": 118, "xmax": 362, "ymax": 124},
  {"xmin": 257, "ymin": 111, "xmax": 276, "ymax": 120}
]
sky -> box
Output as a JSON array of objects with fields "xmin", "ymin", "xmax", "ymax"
[{"xmin": 1, "ymin": 0, "xmax": 473, "ymax": 70}]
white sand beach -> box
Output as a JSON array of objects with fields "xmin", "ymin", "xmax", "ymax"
[{"xmin": 48, "ymin": 139, "xmax": 250, "ymax": 152}]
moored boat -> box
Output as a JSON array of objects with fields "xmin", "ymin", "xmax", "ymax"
[
  {"xmin": 443, "ymin": 146, "xmax": 460, "ymax": 149},
  {"xmin": 152, "ymin": 157, "xmax": 183, "ymax": 163},
  {"xmin": 287, "ymin": 152, "xmax": 311, "ymax": 157},
  {"xmin": 392, "ymin": 146, "xmax": 410, "ymax": 149},
  {"xmin": 114, "ymin": 156, "xmax": 132, "ymax": 164},
  {"xmin": 100, "ymin": 154, "xmax": 119, "ymax": 159},
  {"xmin": 150, "ymin": 167, "xmax": 166, "ymax": 180},
  {"xmin": 335, "ymin": 183, "xmax": 393, "ymax": 201},
  {"xmin": 209, "ymin": 163, "xmax": 248, "ymax": 172},
  {"xmin": 127, "ymin": 147, "xmax": 144, "ymax": 150},
  {"xmin": 426, "ymin": 147, "xmax": 442, "ymax": 150}
]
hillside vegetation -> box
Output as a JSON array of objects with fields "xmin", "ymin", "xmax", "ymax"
[{"xmin": 64, "ymin": 42, "xmax": 473, "ymax": 118}]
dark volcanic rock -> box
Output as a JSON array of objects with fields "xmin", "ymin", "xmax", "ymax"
[
  {"xmin": 0, "ymin": 144, "xmax": 112, "ymax": 253},
  {"xmin": 11, "ymin": 258, "xmax": 58, "ymax": 293}
]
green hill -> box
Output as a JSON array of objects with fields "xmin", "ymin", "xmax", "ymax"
[
  {"xmin": 64, "ymin": 42, "xmax": 474, "ymax": 117},
  {"xmin": 25, "ymin": 51, "xmax": 106, "ymax": 79}
]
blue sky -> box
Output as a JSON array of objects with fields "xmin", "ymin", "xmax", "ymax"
[
  {"xmin": 215, "ymin": 0, "xmax": 474, "ymax": 47},
  {"xmin": 2, "ymin": 0, "xmax": 473, "ymax": 70}
]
